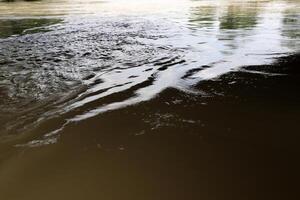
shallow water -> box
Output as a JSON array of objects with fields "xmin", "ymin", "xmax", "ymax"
[{"xmin": 0, "ymin": 0, "xmax": 300, "ymax": 199}]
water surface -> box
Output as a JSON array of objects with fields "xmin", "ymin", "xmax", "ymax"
[{"xmin": 0, "ymin": 0, "xmax": 299, "ymax": 199}]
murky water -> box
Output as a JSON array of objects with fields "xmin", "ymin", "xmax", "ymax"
[{"xmin": 0, "ymin": 0, "xmax": 300, "ymax": 199}]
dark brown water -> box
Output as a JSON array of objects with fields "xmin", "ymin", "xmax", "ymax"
[{"xmin": 0, "ymin": 0, "xmax": 300, "ymax": 199}]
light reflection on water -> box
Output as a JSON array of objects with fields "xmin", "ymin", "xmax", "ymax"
[
  {"xmin": 0, "ymin": 0, "xmax": 299, "ymax": 142},
  {"xmin": 0, "ymin": 1, "xmax": 300, "ymax": 200}
]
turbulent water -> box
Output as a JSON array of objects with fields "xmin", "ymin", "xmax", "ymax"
[
  {"xmin": 1, "ymin": 0, "xmax": 299, "ymax": 142},
  {"xmin": 0, "ymin": 0, "xmax": 300, "ymax": 200}
]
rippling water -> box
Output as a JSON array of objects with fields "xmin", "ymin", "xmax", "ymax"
[
  {"xmin": 1, "ymin": 0, "xmax": 299, "ymax": 140},
  {"xmin": 0, "ymin": 0, "xmax": 300, "ymax": 199}
]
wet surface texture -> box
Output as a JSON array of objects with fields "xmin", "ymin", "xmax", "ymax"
[{"xmin": 0, "ymin": 0, "xmax": 300, "ymax": 200}]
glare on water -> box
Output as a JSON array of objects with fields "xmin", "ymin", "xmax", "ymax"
[
  {"xmin": 0, "ymin": 1, "xmax": 299, "ymax": 199},
  {"xmin": 0, "ymin": 0, "xmax": 299, "ymax": 140}
]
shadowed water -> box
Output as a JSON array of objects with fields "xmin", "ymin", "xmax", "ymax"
[{"xmin": 0, "ymin": 0, "xmax": 299, "ymax": 199}]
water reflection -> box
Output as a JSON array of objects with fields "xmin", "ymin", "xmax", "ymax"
[
  {"xmin": 281, "ymin": 6, "xmax": 300, "ymax": 50},
  {"xmin": 219, "ymin": 2, "xmax": 261, "ymax": 30},
  {"xmin": 0, "ymin": 0, "xmax": 299, "ymax": 142},
  {"xmin": 218, "ymin": 2, "xmax": 262, "ymax": 55},
  {"xmin": 189, "ymin": 6, "xmax": 217, "ymax": 28},
  {"xmin": 0, "ymin": 1, "xmax": 300, "ymax": 200},
  {"xmin": 0, "ymin": 18, "xmax": 62, "ymax": 38},
  {"xmin": 188, "ymin": 0, "xmax": 268, "ymax": 56}
]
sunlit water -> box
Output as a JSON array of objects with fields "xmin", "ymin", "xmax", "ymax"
[
  {"xmin": 0, "ymin": 1, "xmax": 300, "ymax": 199},
  {"xmin": 0, "ymin": 0, "xmax": 299, "ymax": 144}
]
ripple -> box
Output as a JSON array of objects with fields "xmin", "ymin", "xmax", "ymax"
[{"xmin": 0, "ymin": 0, "xmax": 299, "ymax": 144}]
